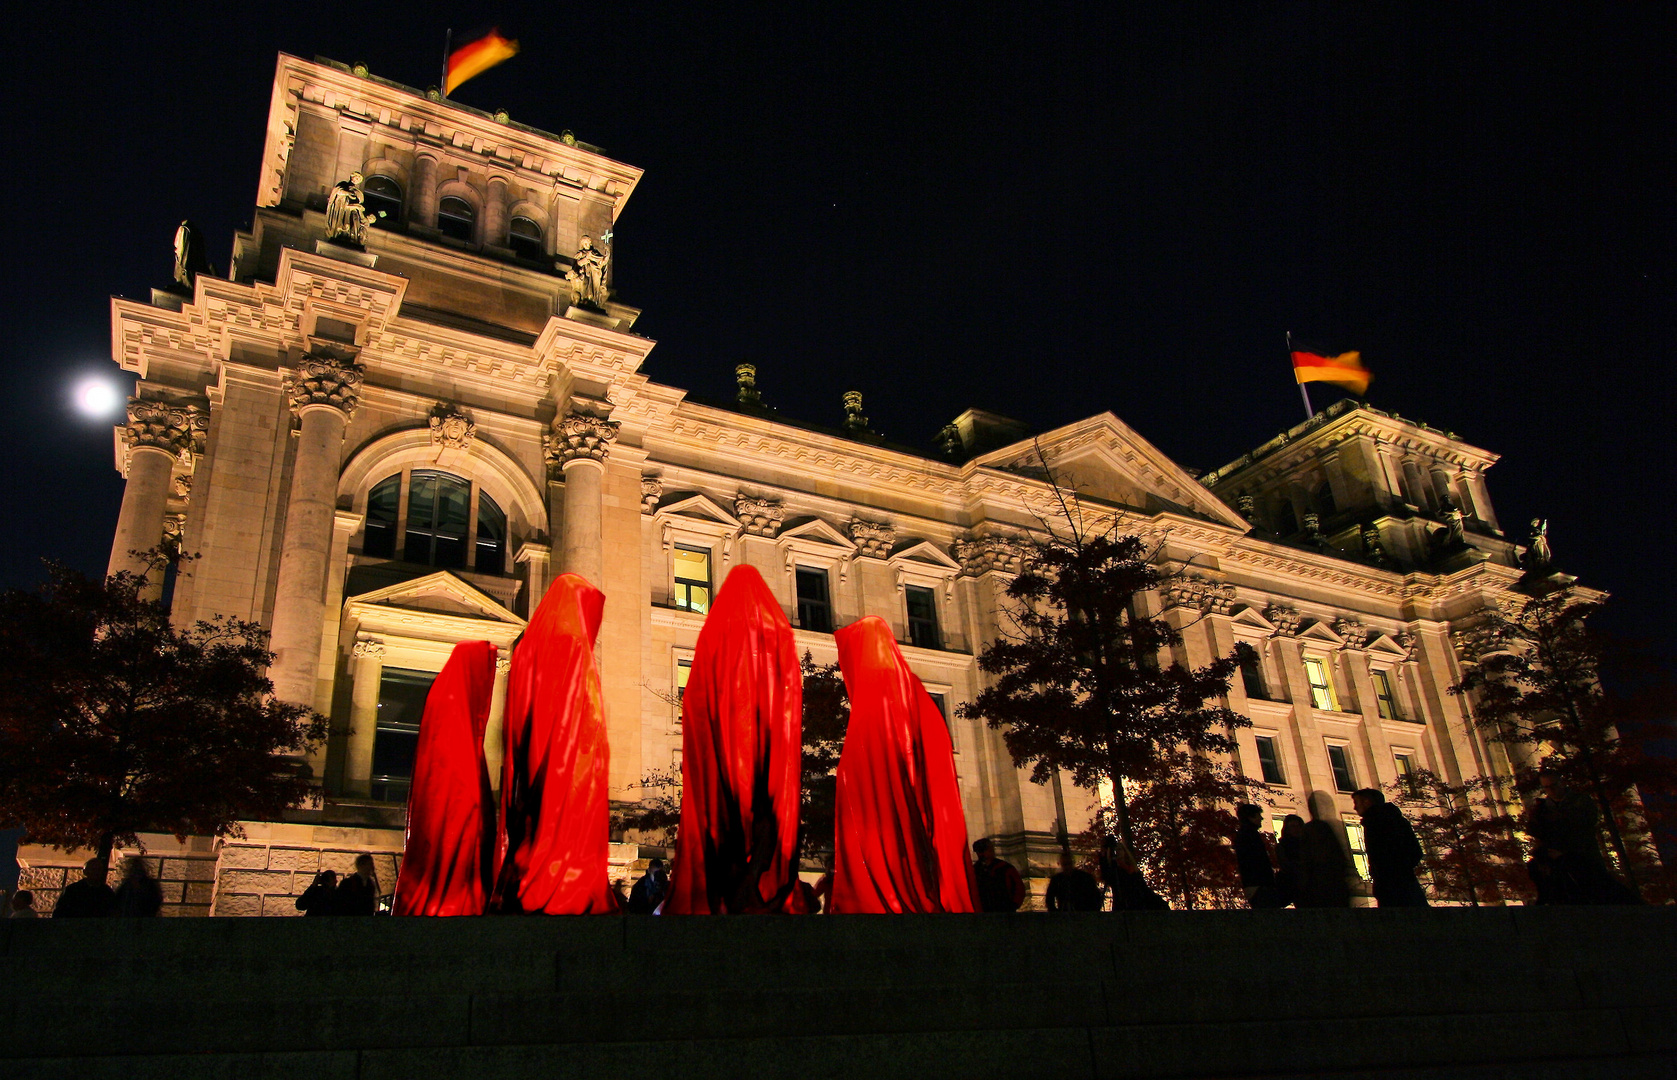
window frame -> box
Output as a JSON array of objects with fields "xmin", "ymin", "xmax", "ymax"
[
  {"xmin": 436, "ymin": 195, "xmax": 477, "ymax": 243},
  {"xmin": 1325, "ymin": 741, "xmax": 1357, "ymax": 794},
  {"xmin": 904, "ymin": 583, "xmax": 941, "ymax": 650},
  {"xmin": 403, "ymin": 469, "xmax": 473, "ymax": 570},
  {"xmin": 672, "ymin": 543, "xmax": 713, "ymax": 614},
  {"xmin": 361, "ymin": 175, "xmax": 403, "ymax": 227},
  {"xmin": 794, "ymin": 564, "xmax": 834, "ymax": 633},
  {"xmin": 1303, "ymin": 655, "xmax": 1340, "ymax": 712},
  {"xmin": 508, "ymin": 215, "xmax": 545, "ymax": 260},
  {"xmin": 1370, "ymin": 667, "xmax": 1401, "ymax": 721},
  {"xmin": 1252, "ymin": 733, "xmax": 1286, "ymax": 785}
]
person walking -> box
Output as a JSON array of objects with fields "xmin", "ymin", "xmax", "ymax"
[
  {"xmin": 1100, "ymin": 838, "xmax": 1169, "ymax": 910},
  {"xmin": 628, "ymin": 858, "xmax": 669, "ymax": 914},
  {"xmin": 52, "ymin": 858, "xmax": 115, "ymax": 918},
  {"xmin": 971, "ymin": 839, "xmax": 1026, "ymax": 912},
  {"xmin": 1233, "ymin": 804, "xmax": 1284, "ymax": 908},
  {"xmin": 295, "ymin": 870, "xmax": 338, "ymax": 915},
  {"xmin": 113, "ymin": 856, "xmax": 163, "ymax": 917},
  {"xmin": 1045, "ymin": 853, "xmax": 1104, "ymax": 911},
  {"xmin": 1297, "ymin": 795, "xmax": 1352, "ymax": 908},
  {"xmin": 1274, "ymin": 814, "xmax": 1305, "ymax": 908},
  {"xmin": 1353, "ymin": 789, "xmax": 1429, "ymax": 907},
  {"xmin": 333, "ymin": 855, "xmax": 381, "ymax": 915}
]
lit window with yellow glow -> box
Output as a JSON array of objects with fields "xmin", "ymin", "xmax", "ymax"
[
  {"xmin": 676, "ymin": 659, "xmax": 691, "ymax": 703},
  {"xmin": 1344, "ymin": 819, "xmax": 1371, "ymax": 879},
  {"xmin": 1303, "ymin": 656, "xmax": 1338, "ymax": 712},
  {"xmin": 1371, "ymin": 669, "xmax": 1400, "ymax": 720},
  {"xmin": 673, "ymin": 545, "xmax": 711, "ymax": 613}
]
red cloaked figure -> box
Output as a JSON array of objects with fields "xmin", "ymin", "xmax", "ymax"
[
  {"xmin": 490, "ymin": 573, "xmax": 618, "ymax": 914},
  {"xmin": 393, "ymin": 640, "xmax": 498, "ymax": 916},
  {"xmin": 830, "ymin": 616, "xmax": 979, "ymax": 913},
  {"xmin": 666, "ymin": 566, "xmax": 807, "ymax": 913}
]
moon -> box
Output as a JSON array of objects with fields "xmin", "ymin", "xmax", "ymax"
[{"xmin": 74, "ymin": 377, "xmax": 121, "ymax": 418}]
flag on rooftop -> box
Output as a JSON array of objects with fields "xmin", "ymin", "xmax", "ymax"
[
  {"xmin": 1291, "ymin": 348, "xmax": 1371, "ymax": 395},
  {"xmin": 445, "ymin": 29, "xmax": 519, "ymax": 96}
]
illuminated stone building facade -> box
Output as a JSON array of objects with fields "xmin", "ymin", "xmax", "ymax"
[{"xmin": 40, "ymin": 54, "xmax": 1551, "ymax": 915}]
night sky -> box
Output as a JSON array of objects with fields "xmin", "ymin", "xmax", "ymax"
[{"xmin": 3, "ymin": 6, "xmax": 1671, "ymax": 670}]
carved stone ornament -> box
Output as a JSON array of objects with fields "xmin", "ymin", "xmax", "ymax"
[
  {"xmin": 1236, "ymin": 493, "xmax": 1257, "ymax": 519},
  {"xmin": 545, "ymin": 411, "xmax": 620, "ymax": 465},
  {"xmin": 1396, "ymin": 631, "xmax": 1418, "ymax": 660},
  {"xmin": 124, "ymin": 398, "xmax": 199, "ymax": 457},
  {"xmin": 352, "ymin": 639, "xmax": 385, "ymax": 659},
  {"xmin": 1451, "ymin": 626, "xmax": 1502, "ymax": 664},
  {"xmin": 161, "ymin": 513, "xmax": 186, "ymax": 558},
  {"xmin": 565, "ymin": 235, "xmax": 610, "ymax": 309},
  {"xmin": 954, "ymin": 536, "xmax": 1025, "ymax": 577},
  {"xmin": 641, "ymin": 476, "xmax": 663, "ymax": 514},
  {"xmin": 173, "ymin": 474, "xmax": 193, "ymax": 500},
  {"xmin": 324, "ymin": 171, "xmax": 377, "ymax": 247},
  {"xmin": 1164, "ymin": 574, "xmax": 1237, "ymax": 616},
  {"xmin": 429, "ymin": 404, "xmax": 476, "ymax": 451},
  {"xmin": 1265, "ymin": 604, "xmax": 1303, "ymax": 637},
  {"xmin": 496, "ymin": 654, "xmax": 512, "ymax": 675},
  {"xmin": 1361, "ymin": 525, "xmax": 1394, "ymax": 569},
  {"xmin": 848, "ymin": 518, "xmax": 896, "ymax": 558},
  {"xmin": 735, "ymin": 495, "xmax": 785, "ymax": 537},
  {"xmin": 284, "ymin": 352, "xmax": 364, "ymax": 417},
  {"xmin": 1334, "ymin": 618, "xmax": 1370, "ymax": 650}
]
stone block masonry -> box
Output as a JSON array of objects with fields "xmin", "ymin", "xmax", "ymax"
[{"xmin": 16, "ymin": 834, "xmax": 218, "ymax": 917}]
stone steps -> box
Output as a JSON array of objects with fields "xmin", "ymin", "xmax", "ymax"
[{"xmin": 3, "ymin": 908, "xmax": 1673, "ymax": 1078}]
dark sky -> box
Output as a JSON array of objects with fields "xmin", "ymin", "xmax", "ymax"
[{"xmin": 3, "ymin": 5, "xmax": 1671, "ymax": 666}]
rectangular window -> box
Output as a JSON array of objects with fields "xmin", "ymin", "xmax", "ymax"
[
  {"xmin": 673, "ymin": 545, "xmax": 712, "ymax": 613},
  {"xmin": 1304, "ymin": 656, "xmax": 1339, "ymax": 712},
  {"xmin": 1326, "ymin": 743, "xmax": 1357, "ymax": 793},
  {"xmin": 1344, "ymin": 819, "xmax": 1371, "ymax": 879},
  {"xmin": 1394, "ymin": 752, "xmax": 1418, "ymax": 794},
  {"xmin": 1240, "ymin": 650, "xmax": 1269, "ymax": 700},
  {"xmin": 675, "ymin": 660, "xmax": 691, "ymax": 703},
  {"xmin": 795, "ymin": 566, "xmax": 833, "ymax": 633},
  {"xmin": 927, "ymin": 691, "xmax": 950, "ymax": 733},
  {"xmin": 1253, "ymin": 735, "xmax": 1285, "ymax": 785},
  {"xmin": 905, "ymin": 585, "xmax": 940, "ymax": 649},
  {"xmin": 371, "ymin": 667, "xmax": 436, "ymax": 803},
  {"xmin": 1371, "ymin": 669, "xmax": 1400, "ymax": 721}
]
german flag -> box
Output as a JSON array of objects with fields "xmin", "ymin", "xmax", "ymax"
[
  {"xmin": 1291, "ymin": 349, "xmax": 1372, "ymax": 395},
  {"xmin": 445, "ymin": 29, "xmax": 519, "ymax": 96}
]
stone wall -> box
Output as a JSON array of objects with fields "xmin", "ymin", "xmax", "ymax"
[
  {"xmin": 17, "ymin": 834, "xmax": 219, "ymax": 917},
  {"xmin": 211, "ymin": 822, "xmax": 405, "ymax": 916}
]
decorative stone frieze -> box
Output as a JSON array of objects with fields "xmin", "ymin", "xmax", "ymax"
[
  {"xmin": 849, "ymin": 518, "xmax": 895, "ymax": 558},
  {"xmin": 1334, "ymin": 618, "xmax": 1370, "ymax": 650},
  {"xmin": 640, "ymin": 476, "xmax": 663, "ymax": 514},
  {"xmin": 352, "ymin": 639, "xmax": 385, "ymax": 659},
  {"xmin": 1164, "ymin": 574, "xmax": 1237, "ymax": 616},
  {"xmin": 545, "ymin": 411, "xmax": 619, "ymax": 465},
  {"xmin": 734, "ymin": 495, "xmax": 784, "ymax": 537},
  {"xmin": 954, "ymin": 536, "xmax": 1025, "ymax": 577},
  {"xmin": 284, "ymin": 351, "xmax": 364, "ymax": 417},
  {"xmin": 1265, "ymin": 604, "xmax": 1303, "ymax": 636},
  {"xmin": 1450, "ymin": 626, "xmax": 1502, "ymax": 663},
  {"xmin": 124, "ymin": 398, "xmax": 194, "ymax": 457},
  {"xmin": 428, "ymin": 404, "xmax": 476, "ymax": 450}
]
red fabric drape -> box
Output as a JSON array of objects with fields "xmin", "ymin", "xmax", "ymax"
[
  {"xmin": 830, "ymin": 616, "xmax": 978, "ymax": 914},
  {"xmin": 666, "ymin": 566, "xmax": 807, "ymax": 913},
  {"xmin": 490, "ymin": 573, "xmax": 618, "ymax": 914},
  {"xmin": 393, "ymin": 639, "xmax": 497, "ymax": 916}
]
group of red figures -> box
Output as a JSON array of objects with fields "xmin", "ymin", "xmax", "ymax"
[{"xmin": 392, "ymin": 565, "xmax": 980, "ymax": 916}]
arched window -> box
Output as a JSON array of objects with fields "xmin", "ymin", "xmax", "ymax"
[
  {"xmin": 437, "ymin": 196, "xmax": 475, "ymax": 243},
  {"xmin": 476, "ymin": 491, "xmax": 506, "ymax": 573},
  {"xmin": 362, "ymin": 176, "xmax": 403, "ymax": 227},
  {"xmin": 508, "ymin": 216, "xmax": 544, "ymax": 260},
  {"xmin": 405, "ymin": 470, "xmax": 471, "ymax": 569},
  {"xmin": 363, "ymin": 474, "xmax": 399, "ymax": 558}
]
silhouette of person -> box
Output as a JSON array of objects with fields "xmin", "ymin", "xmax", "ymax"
[
  {"xmin": 1045, "ymin": 852, "xmax": 1104, "ymax": 911},
  {"xmin": 1353, "ymin": 789, "xmax": 1429, "ymax": 907},
  {"xmin": 52, "ymin": 858, "xmax": 115, "ymax": 918},
  {"xmin": 295, "ymin": 870, "xmax": 338, "ymax": 916},
  {"xmin": 113, "ymin": 856, "xmax": 163, "ymax": 916},
  {"xmin": 333, "ymin": 855, "xmax": 380, "ymax": 915},
  {"xmin": 971, "ymin": 838, "xmax": 1026, "ymax": 912}
]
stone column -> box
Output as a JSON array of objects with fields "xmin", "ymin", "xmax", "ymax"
[
  {"xmin": 269, "ymin": 352, "xmax": 363, "ymax": 711},
  {"xmin": 344, "ymin": 639, "xmax": 384, "ymax": 798},
  {"xmin": 412, "ymin": 154, "xmax": 439, "ymax": 226},
  {"xmin": 485, "ymin": 651, "xmax": 511, "ymax": 793},
  {"xmin": 545, "ymin": 410, "xmax": 619, "ymax": 588},
  {"xmin": 109, "ymin": 398, "xmax": 193, "ymax": 582},
  {"xmin": 483, "ymin": 176, "xmax": 509, "ymax": 247}
]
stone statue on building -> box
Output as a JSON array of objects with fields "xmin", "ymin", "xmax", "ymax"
[
  {"xmin": 171, "ymin": 220, "xmax": 213, "ymax": 293},
  {"xmin": 324, "ymin": 171, "xmax": 378, "ymax": 246},
  {"xmin": 566, "ymin": 235, "xmax": 609, "ymax": 309},
  {"xmin": 1525, "ymin": 518, "xmax": 1553, "ymax": 569}
]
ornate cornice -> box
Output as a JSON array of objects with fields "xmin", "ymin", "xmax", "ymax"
[
  {"xmin": 352, "ymin": 639, "xmax": 385, "ymax": 659},
  {"xmin": 1164, "ymin": 574, "xmax": 1237, "ymax": 616},
  {"xmin": 1334, "ymin": 618, "xmax": 1370, "ymax": 650},
  {"xmin": 545, "ymin": 411, "xmax": 620, "ymax": 465},
  {"xmin": 1265, "ymin": 605, "xmax": 1303, "ymax": 637}
]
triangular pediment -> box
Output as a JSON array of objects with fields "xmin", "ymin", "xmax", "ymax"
[
  {"xmin": 1298, "ymin": 620, "xmax": 1344, "ymax": 646},
  {"xmin": 972, "ymin": 414, "xmax": 1247, "ymax": 530},
  {"xmin": 655, "ymin": 493, "xmax": 739, "ymax": 528},
  {"xmin": 1229, "ymin": 605, "xmax": 1276, "ymax": 633},
  {"xmin": 779, "ymin": 517, "xmax": 856, "ymax": 549},
  {"xmin": 888, "ymin": 539, "xmax": 962, "ymax": 571},
  {"xmin": 1366, "ymin": 633, "xmax": 1408, "ymax": 658},
  {"xmin": 346, "ymin": 570, "xmax": 524, "ymax": 625}
]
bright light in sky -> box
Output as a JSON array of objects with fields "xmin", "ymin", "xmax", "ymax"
[{"xmin": 74, "ymin": 377, "xmax": 122, "ymax": 418}]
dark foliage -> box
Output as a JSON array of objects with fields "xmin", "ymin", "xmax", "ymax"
[
  {"xmin": 1388, "ymin": 769, "xmax": 1533, "ymax": 906},
  {"xmin": 0, "ymin": 562, "xmax": 327, "ymax": 860}
]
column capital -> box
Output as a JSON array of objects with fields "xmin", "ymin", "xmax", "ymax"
[
  {"xmin": 285, "ymin": 349, "xmax": 364, "ymax": 419},
  {"xmin": 545, "ymin": 410, "xmax": 620, "ymax": 467},
  {"xmin": 123, "ymin": 398, "xmax": 202, "ymax": 459},
  {"xmin": 352, "ymin": 638, "xmax": 385, "ymax": 659}
]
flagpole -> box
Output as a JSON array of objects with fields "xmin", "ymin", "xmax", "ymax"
[
  {"xmin": 1287, "ymin": 331, "xmax": 1314, "ymax": 420},
  {"xmin": 440, "ymin": 29, "xmax": 452, "ymax": 99}
]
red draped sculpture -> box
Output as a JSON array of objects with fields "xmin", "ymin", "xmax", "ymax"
[
  {"xmin": 393, "ymin": 639, "xmax": 498, "ymax": 916},
  {"xmin": 490, "ymin": 573, "xmax": 619, "ymax": 914},
  {"xmin": 666, "ymin": 565, "xmax": 808, "ymax": 913},
  {"xmin": 830, "ymin": 616, "xmax": 979, "ymax": 913}
]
